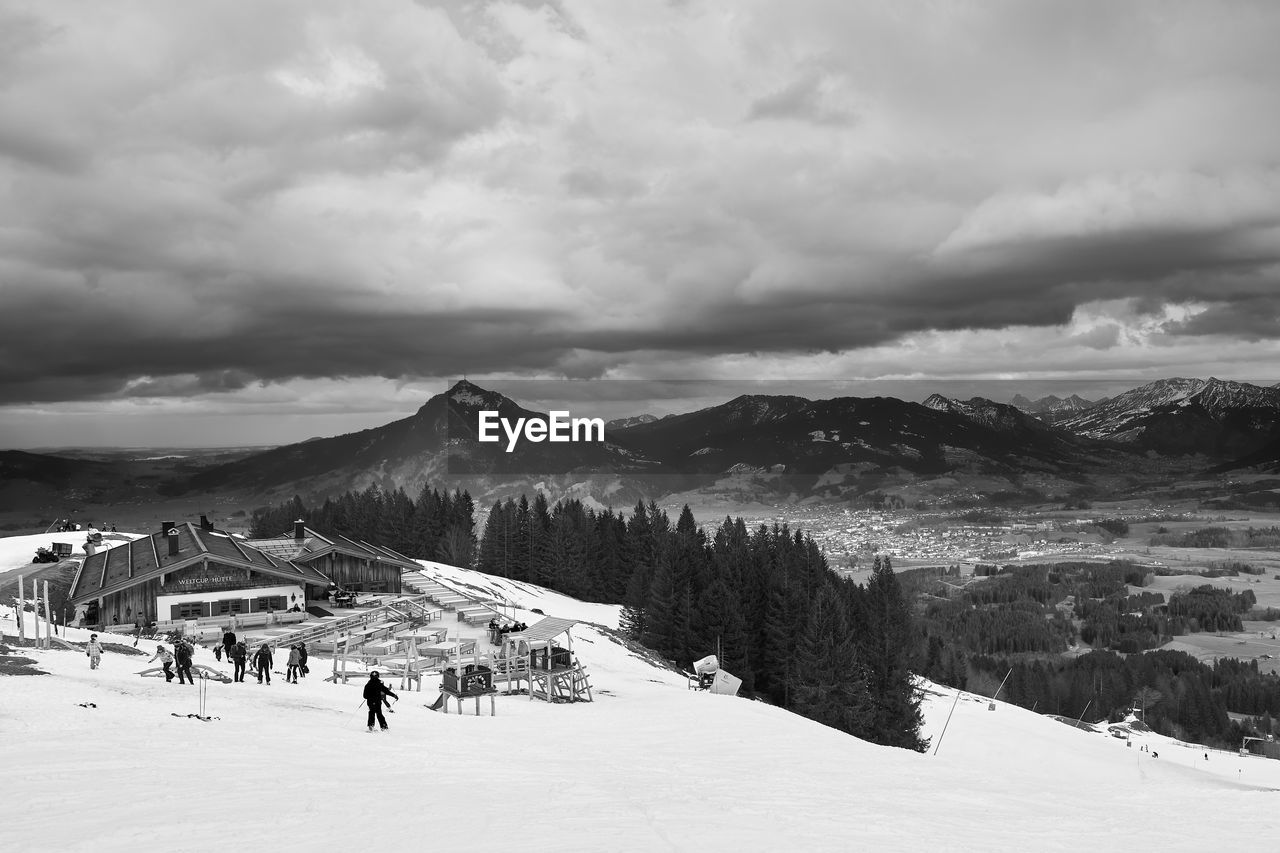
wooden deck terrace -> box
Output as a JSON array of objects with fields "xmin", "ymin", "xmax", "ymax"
[{"xmin": 237, "ymin": 592, "xmax": 437, "ymax": 652}]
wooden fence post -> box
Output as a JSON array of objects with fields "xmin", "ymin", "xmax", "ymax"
[
  {"xmin": 31, "ymin": 578, "xmax": 41, "ymax": 649},
  {"xmin": 43, "ymin": 581, "xmax": 53, "ymax": 647},
  {"xmin": 16, "ymin": 575, "xmax": 25, "ymax": 644}
]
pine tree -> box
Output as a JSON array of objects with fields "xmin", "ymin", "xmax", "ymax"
[
  {"xmin": 859, "ymin": 558, "xmax": 928, "ymax": 751},
  {"xmin": 791, "ymin": 585, "xmax": 875, "ymax": 734},
  {"xmin": 478, "ymin": 501, "xmax": 508, "ymax": 577},
  {"xmin": 513, "ymin": 494, "xmax": 531, "ymax": 581}
]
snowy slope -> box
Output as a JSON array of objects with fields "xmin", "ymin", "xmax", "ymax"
[
  {"xmin": 1, "ymin": 543, "xmax": 1276, "ymax": 852},
  {"xmin": 0, "ymin": 532, "xmax": 145, "ymax": 593},
  {"xmin": 416, "ymin": 558, "xmax": 622, "ymax": 630}
]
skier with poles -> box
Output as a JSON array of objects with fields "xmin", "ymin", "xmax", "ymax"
[{"xmin": 362, "ymin": 672, "xmax": 398, "ymax": 732}]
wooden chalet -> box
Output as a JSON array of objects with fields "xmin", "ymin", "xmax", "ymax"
[
  {"xmin": 68, "ymin": 520, "xmax": 332, "ymax": 627},
  {"xmin": 243, "ymin": 520, "xmax": 418, "ymax": 596}
]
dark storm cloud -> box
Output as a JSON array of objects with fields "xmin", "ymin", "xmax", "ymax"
[
  {"xmin": 1163, "ymin": 296, "xmax": 1280, "ymax": 340},
  {"xmin": 2, "ymin": 0, "xmax": 1280, "ymax": 412}
]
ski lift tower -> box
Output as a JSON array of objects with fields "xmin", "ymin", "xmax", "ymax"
[{"xmin": 1241, "ymin": 735, "xmax": 1271, "ymax": 757}]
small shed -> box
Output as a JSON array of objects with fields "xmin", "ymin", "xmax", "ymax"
[{"xmin": 500, "ymin": 616, "xmax": 593, "ymax": 703}]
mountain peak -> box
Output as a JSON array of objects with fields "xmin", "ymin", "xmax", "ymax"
[
  {"xmin": 922, "ymin": 393, "xmax": 955, "ymax": 412},
  {"xmin": 445, "ymin": 379, "xmax": 507, "ymax": 410}
]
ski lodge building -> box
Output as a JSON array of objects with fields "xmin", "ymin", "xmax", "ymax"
[{"xmin": 69, "ymin": 519, "xmax": 418, "ymax": 628}]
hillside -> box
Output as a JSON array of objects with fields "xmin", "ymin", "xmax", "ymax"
[
  {"xmin": 2, "ymin": 542, "xmax": 1277, "ymax": 852},
  {"xmin": 612, "ymin": 393, "xmax": 1089, "ymax": 477}
]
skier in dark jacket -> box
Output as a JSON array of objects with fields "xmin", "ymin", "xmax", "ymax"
[
  {"xmin": 254, "ymin": 643, "xmax": 273, "ymax": 684},
  {"xmin": 297, "ymin": 641, "xmax": 309, "ymax": 677},
  {"xmin": 222, "ymin": 630, "xmax": 236, "ymax": 661},
  {"xmin": 231, "ymin": 640, "xmax": 248, "ymax": 682},
  {"xmin": 174, "ymin": 640, "xmax": 194, "ymax": 684},
  {"xmin": 363, "ymin": 672, "xmax": 398, "ymax": 732}
]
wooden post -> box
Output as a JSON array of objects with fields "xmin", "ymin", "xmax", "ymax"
[
  {"xmin": 43, "ymin": 582, "xmax": 53, "ymax": 648},
  {"xmin": 31, "ymin": 578, "xmax": 41, "ymax": 648},
  {"xmin": 16, "ymin": 575, "xmax": 25, "ymax": 644}
]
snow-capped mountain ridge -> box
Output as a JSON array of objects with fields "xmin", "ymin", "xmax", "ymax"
[
  {"xmin": 1062, "ymin": 377, "xmax": 1280, "ymax": 437},
  {"xmin": 1056, "ymin": 377, "xmax": 1280, "ymax": 456}
]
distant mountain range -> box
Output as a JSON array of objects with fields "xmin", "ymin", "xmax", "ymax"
[
  {"xmin": 8, "ymin": 377, "xmax": 1280, "ymax": 508},
  {"xmin": 1008, "ymin": 393, "xmax": 1098, "ymax": 423},
  {"xmin": 1050, "ymin": 377, "xmax": 1280, "ymax": 457},
  {"xmin": 161, "ymin": 381, "xmax": 1110, "ymax": 503},
  {"xmin": 604, "ymin": 414, "xmax": 658, "ymax": 431}
]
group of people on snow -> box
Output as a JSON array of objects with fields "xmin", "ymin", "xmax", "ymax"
[
  {"xmin": 147, "ymin": 639, "xmax": 195, "ymax": 683},
  {"xmin": 487, "ymin": 618, "xmax": 528, "ymax": 645},
  {"xmin": 136, "ymin": 631, "xmax": 308, "ymax": 686},
  {"xmin": 86, "ymin": 631, "xmax": 401, "ymax": 735}
]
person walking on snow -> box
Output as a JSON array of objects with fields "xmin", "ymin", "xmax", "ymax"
[
  {"xmin": 363, "ymin": 672, "xmax": 398, "ymax": 731},
  {"xmin": 222, "ymin": 629, "xmax": 236, "ymax": 661},
  {"xmin": 174, "ymin": 639, "xmax": 194, "ymax": 684},
  {"xmin": 297, "ymin": 641, "xmax": 309, "ymax": 677},
  {"xmin": 150, "ymin": 644, "xmax": 175, "ymax": 682},
  {"xmin": 231, "ymin": 640, "xmax": 248, "ymax": 682},
  {"xmin": 286, "ymin": 645, "xmax": 301, "ymax": 683},
  {"xmin": 253, "ymin": 643, "xmax": 273, "ymax": 684},
  {"xmin": 86, "ymin": 633, "xmax": 104, "ymax": 670}
]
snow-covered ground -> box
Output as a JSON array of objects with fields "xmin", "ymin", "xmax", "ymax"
[{"xmin": 1, "ymin": 535, "xmax": 1277, "ymax": 852}]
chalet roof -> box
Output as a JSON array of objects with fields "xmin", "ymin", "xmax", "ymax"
[
  {"xmin": 69, "ymin": 524, "xmax": 331, "ymax": 604},
  {"xmin": 507, "ymin": 616, "xmax": 578, "ymax": 643},
  {"xmin": 243, "ymin": 526, "xmax": 419, "ymax": 571}
]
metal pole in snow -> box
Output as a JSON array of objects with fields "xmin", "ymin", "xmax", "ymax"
[
  {"xmin": 933, "ymin": 689, "xmax": 963, "ymax": 756},
  {"xmin": 1076, "ymin": 699, "xmax": 1093, "ymax": 729},
  {"xmin": 992, "ymin": 667, "xmax": 1013, "ymax": 704}
]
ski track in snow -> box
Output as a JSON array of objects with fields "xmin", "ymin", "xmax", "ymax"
[{"xmin": 1, "ymin": 533, "xmax": 1278, "ymax": 852}]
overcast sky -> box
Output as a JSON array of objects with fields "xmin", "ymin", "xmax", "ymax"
[{"xmin": 2, "ymin": 1, "xmax": 1279, "ymax": 447}]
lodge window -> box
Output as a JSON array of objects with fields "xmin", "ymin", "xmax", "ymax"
[
  {"xmin": 256, "ymin": 596, "xmax": 285, "ymax": 612},
  {"xmin": 217, "ymin": 599, "xmax": 246, "ymax": 615},
  {"xmin": 175, "ymin": 602, "xmax": 204, "ymax": 619}
]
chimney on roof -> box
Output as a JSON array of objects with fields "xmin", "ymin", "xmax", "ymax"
[
  {"xmin": 167, "ymin": 526, "xmax": 180, "ymax": 556},
  {"xmin": 294, "ymin": 519, "xmax": 306, "ymax": 540},
  {"xmin": 200, "ymin": 514, "xmax": 213, "ymax": 531},
  {"xmin": 161, "ymin": 521, "xmax": 174, "ymax": 536}
]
